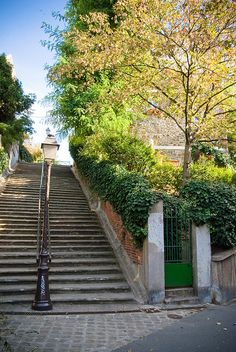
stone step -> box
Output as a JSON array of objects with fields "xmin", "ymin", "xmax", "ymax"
[
  {"xmin": 164, "ymin": 288, "xmax": 199, "ymax": 305},
  {"xmin": 0, "ymin": 245, "xmax": 111, "ymax": 251},
  {"xmin": 0, "ymin": 163, "xmax": 138, "ymax": 311},
  {"xmin": 165, "ymin": 287, "xmax": 194, "ymax": 298},
  {"xmin": 0, "ymin": 214, "xmax": 98, "ymax": 220},
  {"xmin": 0, "ymin": 229, "xmax": 104, "ymax": 234},
  {"xmin": 0, "ymin": 282, "xmax": 131, "ymax": 295},
  {"xmin": 0, "ymin": 291, "xmax": 136, "ymax": 304},
  {"xmin": 0, "ymin": 302, "xmax": 141, "ymax": 314},
  {"xmin": 0, "ymin": 234, "xmax": 107, "ymax": 241},
  {"xmin": 0, "ymin": 257, "xmax": 118, "ymax": 266},
  {"xmin": 0, "ymin": 254, "xmax": 114, "ymax": 261},
  {"xmin": 0, "ymin": 273, "xmax": 125, "ymax": 284},
  {"xmin": 0, "ymin": 239, "xmax": 108, "ymax": 245},
  {"xmin": 164, "ymin": 295, "xmax": 200, "ymax": 305},
  {"xmin": 0, "ymin": 266, "xmax": 121, "ymax": 275},
  {"xmin": 0, "ymin": 223, "xmax": 101, "ymax": 230}
]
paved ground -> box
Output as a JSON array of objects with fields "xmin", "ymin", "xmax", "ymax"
[
  {"xmin": 113, "ymin": 301, "xmax": 236, "ymax": 352},
  {"xmin": 0, "ymin": 308, "xmax": 199, "ymax": 352}
]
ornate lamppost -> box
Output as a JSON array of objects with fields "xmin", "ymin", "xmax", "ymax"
[{"xmin": 32, "ymin": 131, "xmax": 59, "ymax": 311}]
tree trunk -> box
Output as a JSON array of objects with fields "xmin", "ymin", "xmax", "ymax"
[{"xmin": 182, "ymin": 139, "xmax": 192, "ymax": 185}]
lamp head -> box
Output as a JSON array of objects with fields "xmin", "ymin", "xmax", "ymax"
[{"xmin": 41, "ymin": 133, "xmax": 60, "ymax": 162}]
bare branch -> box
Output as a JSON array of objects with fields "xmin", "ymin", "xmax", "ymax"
[
  {"xmin": 139, "ymin": 94, "xmax": 185, "ymax": 134},
  {"xmin": 214, "ymin": 109, "xmax": 236, "ymax": 116},
  {"xmin": 193, "ymin": 81, "xmax": 236, "ymax": 116},
  {"xmin": 208, "ymin": 95, "xmax": 236, "ymax": 114}
]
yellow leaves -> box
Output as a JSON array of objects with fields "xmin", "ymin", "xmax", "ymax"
[{"xmin": 47, "ymin": 0, "xmax": 236, "ymax": 145}]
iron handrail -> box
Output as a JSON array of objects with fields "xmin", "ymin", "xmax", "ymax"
[{"xmin": 36, "ymin": 162, "xmax": 45, "ymax": 261}]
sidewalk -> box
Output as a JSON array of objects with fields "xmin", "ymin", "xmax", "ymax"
[
  {"xmin": 112, "ymin": 301, "xmax": 236, "ymax": 352},
  {"xmin": 0, "ymin": 307, "xmax": 198, "ymax": 352}
]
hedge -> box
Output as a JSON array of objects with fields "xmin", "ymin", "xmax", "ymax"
[
  {"xmin": 70, "ymin": 142, "xmax": 236, "ymax": 249},
  {"xmin": 0, "ymin": 148, "xmax": 8, "ymax": 174},
  {"xmin": 70, "ymin": 148, "xmax": 158, "ymax": 246},
  {"xmin": 181, "ymin": 181, "xmax": 236, "ymax": 248}
]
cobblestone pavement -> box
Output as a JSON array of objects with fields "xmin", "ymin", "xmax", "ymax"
[{"xmin": 0, "ymin": 308, "xmax": 201, "ymax": 352}]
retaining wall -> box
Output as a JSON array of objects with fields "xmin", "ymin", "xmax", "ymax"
[{"xmin": 211, "ymin": 249, "xmax": 236, "ymax": 304}]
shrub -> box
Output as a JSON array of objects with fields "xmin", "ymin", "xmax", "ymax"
[
  {"xmin": 148, "ymin": 162, "xmax": 182, "ymax": 194},
  {"xmin": 70, "ymin": 145, "xmax": 158, "ymax": 247},
  {"xmin": 181, "ymin": 181, "xmax": 236, "ymax": 248},
  {"xmin": 70, "ymin": 140, "xmax": 236, "ymax": 249},
  {"xmin": 190, "ymin": 158, "xmax": 235, "ymax": 185},
  {"xmin": 19, "ymin": 145, "xmax": 33, "ymax": 163},
  {"xmin": 82, "ymin": 133, "xmax": 157, "ymax": 174},
  {"xmin": 0, "ymin": 147, "xmax": 8, "ymax": 174},
  {"xmin": 192, "ymin": 142, "xmax": 234, "ymax": 168}
]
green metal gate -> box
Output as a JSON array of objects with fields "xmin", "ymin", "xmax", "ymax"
[{"xmin": 164, "ymin": 204, "xmax": 193, "ymax": 288}]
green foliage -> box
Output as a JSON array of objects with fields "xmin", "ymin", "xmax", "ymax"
[
  {"xmin": 190, "ymin": 158, "xmax": 235, "ymax": 185},
  {"xmin": 0, "ymin": 54, "xmax": 35, "ymax": 124},
  {"xmin": 192, "ymin": 143, "xmax": 234, "ymax": 168},
  {"xmin": 19, "ymin": 145, "xmax": 33, "ymax": 163},
  {"xmin": 149, "ymin": 162, "xmax": 182, "ymax": 194},
  {"xmin": 83, "ymin": 133, "xmax": 156, "ymax": 173},
  {"xmin": 0, "ymin": 116, "xmax": 35, "ymax": 151},
  {"xmin": 0, "ymin": 148, "xmax": 8, "ymax": 174},
  {"xmin": 0, "ymin": 53, "xmax": 35, "ymax": 152},
  {"xmin": 72, "ymin": 0, "xmax": 116, "ymax": 16},
  {"xmin": 181, "ymin": 181, "xmax": 236, "ymax": 248},
  {"xmin": 70, "ymin": 145, "xmax": 158, "ymax": 247},
  {"xmin": 228, "ymin": 129, "xmax": 236, "ymax": 162},
  {"xmin": 71, "ymin": 138, "xmax": 236, "ymax": 249}
]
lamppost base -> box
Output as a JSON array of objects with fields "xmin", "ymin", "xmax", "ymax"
[{"xmin": 32, "ymin": 300, "xmax": 52, "ymax": 311}]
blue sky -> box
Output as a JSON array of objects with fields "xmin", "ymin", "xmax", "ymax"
[{"xmin": 0, "ymin": 0, "xmax": 71, "ymax": 162}]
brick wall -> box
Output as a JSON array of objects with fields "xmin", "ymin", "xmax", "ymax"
[{"xmin": 101, "ymin": 201, "xmax": 143, "ymax": 265}]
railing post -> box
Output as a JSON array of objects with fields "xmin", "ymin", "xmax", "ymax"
[
  {"xmin": 144, "ymin": 201, "xmax": 165, "ymax": 304},
  {"xmin": 32, "ymin": 160, "xmax": 52, "ymax": 311}
]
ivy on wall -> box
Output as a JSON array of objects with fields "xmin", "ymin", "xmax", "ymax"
[{"xmin": 71, "ymin": 142, "xmax": 236, "ymax": 249}]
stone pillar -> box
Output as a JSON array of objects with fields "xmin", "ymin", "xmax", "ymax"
[
  {"xmin": 192, "ymin": 224, "xmax": 211, "ymax": 303},
  {"xmin": 144, "ymin": 201, "xmax": 165, "ymax": 304}
]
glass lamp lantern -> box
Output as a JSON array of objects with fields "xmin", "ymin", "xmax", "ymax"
[{"xmin": 41, "ymin": 134, "xmax": 60, "ymax": 162}]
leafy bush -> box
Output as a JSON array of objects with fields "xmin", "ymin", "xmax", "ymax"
[
  {"xmin": 148, "ymin": 162, "xmax": 182, "ymax": 194},
  {"xmin": 181, "ymin": 181, "xmax": 236, "ymax": 248},
  {"xmin": 82, "ymin": 133, "xmax": 157, "ymax": 174},
  {"xmin": 70, "ymin": 140, "xmax": 236, "ymax": 249},
  {"xmin": 190, "ymin": 158, "xmax": 235, "ymax": 185},
  {"xmin": 70, "ymin": 146, "xmax": 158, "ymax": 247},
  {"xmin": 192, "ymin": 143, "xmax": 234, "ymax": 168},
  {"xmin": 19, "ymin": 145, "xmax": 33, "ymax": 163},
  {"xmin": 22, "ymin": 144, "xmax": 43, "ymax": 163},
  {"xmin": 0, "ymin": 147, "xmax": 8, "ymax": 174}
]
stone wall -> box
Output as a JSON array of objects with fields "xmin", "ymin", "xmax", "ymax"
[
  {"xmin": 211, "ymin": 248, "xmax": 236, "ymax": 304},
  {"xmin": 133, "ymin": 115, "xmax": 185, "ymax": 146},
  {"xmin": 132, "ymin": 114, "xmax": 185, "ymax": 163}
]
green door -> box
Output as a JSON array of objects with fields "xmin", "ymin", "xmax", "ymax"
[{"xmin": 164, "ymin": 204, "xmax": 193, "ymax": 288}]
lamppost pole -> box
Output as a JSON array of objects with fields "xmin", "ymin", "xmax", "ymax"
[{"xmin": 32, "ymin": 130, "xmax": 59, "ymax": 311}]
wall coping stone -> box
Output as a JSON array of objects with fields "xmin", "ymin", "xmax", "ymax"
[{"xmin": 212, "ymin": 248, "xmax": 236, "ymax": 262}]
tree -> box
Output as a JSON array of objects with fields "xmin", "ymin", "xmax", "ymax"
[
  {"xmin": 0, "ymin": 54, "xmax": 35, "ymax": 123},
  {"xmin": 44, "ymin": 0, "xmax": 133, "ymax": 137},
  {"xmin": 48, "ymin": 0, "xmax": 236, "ymax": 182},
  {"xmin": 0, "ymin": 53, "xmax": 35, "ymax": 151}
]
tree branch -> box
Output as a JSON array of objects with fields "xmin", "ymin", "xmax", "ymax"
[
  {"xmin": 193, "ymin": 81, "xmax": 236, "ymax": 116},
  {"xmin": 214, "ymin": 109, "xmax": 236, "ymax": 116},
  {"xmin": 138, "ymin": 93, "xmax": 185, "ymax": 134}
]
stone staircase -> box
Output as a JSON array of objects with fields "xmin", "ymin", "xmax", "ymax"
[
  {"xmin": 163, "ymin": 287, "xmax": 204, "ymax": 309},
  {"xmin": 0, "ymin": 163, "xmax": 140, "ymax": 313}
]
